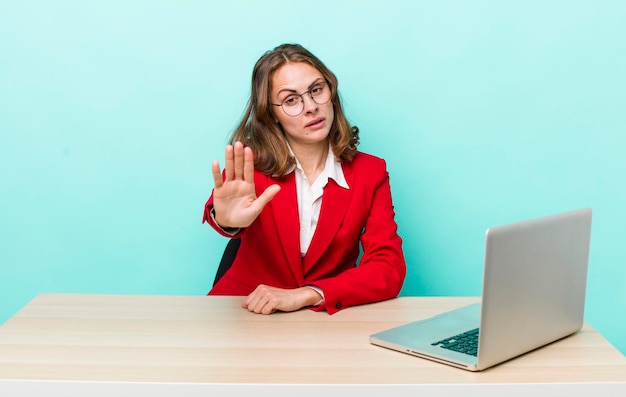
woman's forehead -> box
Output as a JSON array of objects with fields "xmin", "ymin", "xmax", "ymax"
[{"xmin": 271, "ymin": 62, "xmax": 324, "ymax": 93}]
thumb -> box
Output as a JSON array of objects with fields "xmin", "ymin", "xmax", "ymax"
[{"xmin": 255, "ymin": 184, "xmax": 281, "ymax": 208}]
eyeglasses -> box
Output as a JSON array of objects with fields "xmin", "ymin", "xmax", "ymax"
[{"xmin": 271, "ymin": 81, "xmax": 332, "ymax": 117}]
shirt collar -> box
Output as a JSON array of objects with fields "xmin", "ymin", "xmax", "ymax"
[{"xmin": 286, "ymin": 143, "xmax": 349, "ymax": 189}]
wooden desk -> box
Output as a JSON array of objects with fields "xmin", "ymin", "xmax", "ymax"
[{"xmin": 1, "ymin": 294, "xmax": 625, "ymax": 396}]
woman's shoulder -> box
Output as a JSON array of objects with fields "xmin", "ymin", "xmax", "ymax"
[
  {"xmin": 351, "ymin": 151, "xmax": 388, "ymax": 168},
  {"xmin": 343, "ymin": 151, "xmax": 390, "ymax": 183}
]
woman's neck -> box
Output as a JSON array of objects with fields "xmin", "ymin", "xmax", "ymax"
[{"xmin": 289, "ymin": 139, "xmax": 328, "ymax": 184}]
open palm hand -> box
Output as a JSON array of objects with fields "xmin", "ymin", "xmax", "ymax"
[{"xmin": 211, "ymin": 141, "xmax": 280, "ymax": 228}]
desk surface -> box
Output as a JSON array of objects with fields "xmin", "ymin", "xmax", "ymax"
[{"xmin": 1, "ymin": 294, "xmax": 625, "ymax": 389}]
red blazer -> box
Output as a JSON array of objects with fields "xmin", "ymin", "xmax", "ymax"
[{"xmin": 202, "ymin": 151, "xmax": 406, "ymax": 314}]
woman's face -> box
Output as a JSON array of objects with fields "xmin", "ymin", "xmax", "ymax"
[{"xmin": 270, "ymin": 62, "xmax": 334, "ymax": 148}]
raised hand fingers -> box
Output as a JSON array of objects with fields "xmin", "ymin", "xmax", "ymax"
[
  {"xmin": 211, "ymin": 160, "xmax": 223, "ymax": 188},
  {"xmin": 233, "ymin": 141, "xmax": 245, "ymax": 179},
  {"xmin": 224, "ymin": 144, "xmax": 234, "ymax": 181},
  {"xmin": 223, "ymin": 141, "xmax": 253, "ymax": 182},
  {"xmin": 243, "ymin": 146, "xmax": 255, "ymax": 183},
  {"xmin": 223, "ymin": 142, "xmax": 247, "ymax": 181}
]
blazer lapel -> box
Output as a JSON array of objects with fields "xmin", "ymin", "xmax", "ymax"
[
  {"xmin": 269, "ymin": 173, "xmax": 305, "ymax": 284},
  {"xmin": 303, "ymin": 164, "xmax": 354, "ymax": 273}
]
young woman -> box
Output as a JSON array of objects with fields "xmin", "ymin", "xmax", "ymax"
[{"xmin": 204, "ymin": 43, "xmax": 406, "ymax": 315}]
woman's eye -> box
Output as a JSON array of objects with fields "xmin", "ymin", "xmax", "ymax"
[
  {"xmin": 311, "ymin": 86, "xmax": 323, "ymax": 95},
  {"xmin": 283, "ymin": 96, "xmax": 299, "ymax": 106}
]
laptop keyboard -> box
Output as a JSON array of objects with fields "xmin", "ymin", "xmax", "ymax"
[{"xmin": 431, "ymin": 328, "xmax": 479, "ymax": 356}]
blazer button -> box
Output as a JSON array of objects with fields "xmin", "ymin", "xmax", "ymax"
[{"xmin": 335, "ymin": 301, "xmax": 342, "ymax": 310}]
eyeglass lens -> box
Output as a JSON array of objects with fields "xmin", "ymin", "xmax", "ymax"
[{"xmin": 280, "ymin": 82, "xmax": 331, "ymax": 116}]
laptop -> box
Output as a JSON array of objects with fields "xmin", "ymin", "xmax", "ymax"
[{"xmin": 370, "ymin": 207, "xmax": 593, "ymax": 371}]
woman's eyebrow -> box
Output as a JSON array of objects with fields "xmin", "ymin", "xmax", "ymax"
[
  {"xmin": 276, "ymin": 78, "xmax": 325, "ymax": 96},
  {"xmin": 308, "ymin": 78, "xmax": 325, "ymax": 88}
]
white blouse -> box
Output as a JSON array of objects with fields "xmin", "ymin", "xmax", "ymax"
[{"xmin": 291, "ymin": 145, "xmax": 349, "ymax": 256}]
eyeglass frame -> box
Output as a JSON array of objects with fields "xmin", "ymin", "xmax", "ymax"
[{"xmin": 270, "ymin": 80, "xmax": 333, "ymax": 117}]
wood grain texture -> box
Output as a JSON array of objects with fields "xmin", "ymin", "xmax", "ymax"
[{"xmin": 1, "ymin": 294, "xmax": 625, "ymax": 384}]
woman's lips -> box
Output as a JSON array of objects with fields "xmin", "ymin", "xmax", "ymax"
[{"xmin": 305, "ymin": 118, "xmax": 325, "ymax": 129}]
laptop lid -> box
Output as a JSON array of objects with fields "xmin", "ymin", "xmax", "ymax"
[
  {"xmin": 370, "ymin": 207, "xmax": 593, "ymax": 371},
  {"xmin": 476, "ymin": 207, "xmax": 592, "ymax": 370}
]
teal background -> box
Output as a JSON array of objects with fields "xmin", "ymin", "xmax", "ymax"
[{"xmin": 1, "ymin": 1, "xmax": 624, "ymax": 355}]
